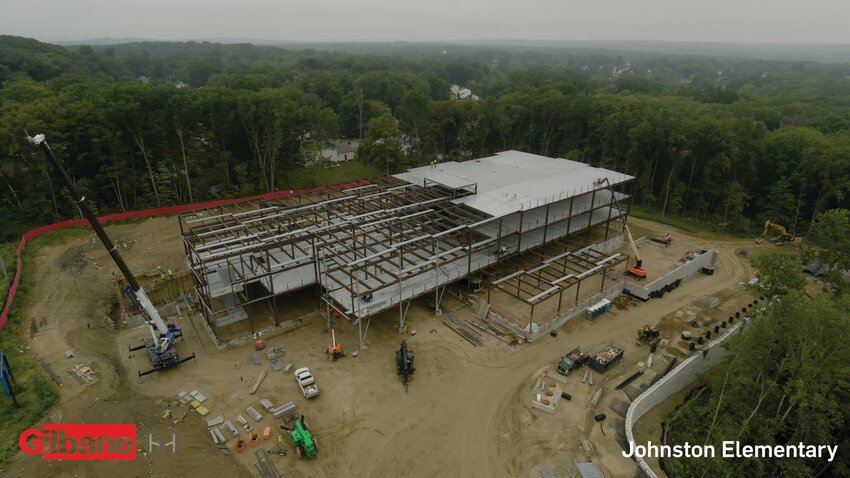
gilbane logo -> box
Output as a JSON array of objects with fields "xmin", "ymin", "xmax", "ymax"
[{"xmin": 19, "ymin": 424, "xmax": 137, "ymax": 460}]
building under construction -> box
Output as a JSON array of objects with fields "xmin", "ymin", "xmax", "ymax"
[{"xmin": 179, "ymin": 151, "xmax": 634, "ymax": 346}]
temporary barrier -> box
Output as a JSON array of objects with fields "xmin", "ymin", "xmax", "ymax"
[{"xmin": 0, "ymin": 186, "xmax": 344, "ymax": 330}]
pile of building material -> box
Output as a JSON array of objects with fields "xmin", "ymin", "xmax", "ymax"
[
  {"xmin": 272, "ymin": 401, "xmax": 298, "ymax": 420},
  {"xmin": 250, "ymin": 370, "xmax": 268, "ymax": 394},
  {"xmin": 466, "ymin": 318, "xmax": 515, "ymax": 344},
  {"xmin": 442, "ymin": 319, "xmax": 485, "ymax": 346},
  {"xmin": 255, "ymin": 448, "xmax": 282, "ymax": 478},
  {"xmin": 588, "ymin": 344, "xmax": 624, "ymax": 373},
  {"xmin": 68, "ymin": 364, "xmax": 95, "ymax": 384},
  {"xmin": 178, "ymin": 389, "xmax": 211, "ymax": 416}
]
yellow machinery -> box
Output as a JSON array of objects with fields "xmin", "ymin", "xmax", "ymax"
[
  {"xmin": 761, "ymin": 220, "xmax": 796, "ymax": 244},
  {"xmin": 637, "ymin": 324, "xmax": 660, "ymax": 342}
]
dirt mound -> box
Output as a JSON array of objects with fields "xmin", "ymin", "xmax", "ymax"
[
  {"xmin": 57, "ymin": 236, "xmax": 136, "ymax": 271},
  {"xmin": 57, "ymin": 244, "xmax": 90, "ymax": 270}
]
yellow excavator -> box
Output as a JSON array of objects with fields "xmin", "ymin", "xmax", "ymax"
[
  {"xmin": 761, "ymin": 220, "xmax": 796, "ymax": 245},
  {"xmin": 624, "ymin": 224, "xmax": 647, "ymax": 279}
]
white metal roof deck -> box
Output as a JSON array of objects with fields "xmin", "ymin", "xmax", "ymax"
[{"xmin": 395, "ymin": 151, "xmax": 633, "ymax": 217}]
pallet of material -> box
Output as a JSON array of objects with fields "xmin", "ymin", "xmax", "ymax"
[
  {"xmin": 266, "ymin": 347, "xmax": 285, "ymax": 360},
  {"xmin": 210, "ymin": 428, "xmax": 226, "ymax": 444},
  {"xmin": 259, "ymin": 399, "xmax": 275, "ymax": 411},
  {"xmin": 246, "ymin": 406, "xmax": 263, "ymax": 422},
  {"xmin": 271, "ymin": 401, "xmax": 297, "ymax": 419},
  {"xmin": 190, "ymin": 390, "xmax": 208, "ymax": 402},
  {"xmin": 71, "ymin": 364, "xmax": 95, "ymax": 383}
]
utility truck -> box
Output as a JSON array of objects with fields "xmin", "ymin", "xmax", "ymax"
[{"xmin": 556, "ymin": 347, "xmax": 589, "ymax": 375}]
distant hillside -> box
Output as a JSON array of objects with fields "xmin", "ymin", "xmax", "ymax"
[
  {"xmin": 0, "ymin": 35, "xmax": 87, "ymax": 81},
  {"xmin": 55, "ymin": 36, "xmax": 850, "ymax": 64},
  {"xmin": 445, "ymin": 40, "xmax": 850, "ymax": 64}
]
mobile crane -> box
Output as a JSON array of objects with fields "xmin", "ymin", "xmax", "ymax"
[
  {"xmin": 29, "ymin": 134, "xmax": 194, "ymax": 377},
  {"xmin": 761, "ymin": 220, "xmax": 796, "ymax": 244}
]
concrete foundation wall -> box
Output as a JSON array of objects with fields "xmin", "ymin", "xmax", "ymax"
[
  {"xmin": 624, "ymin": 248, "xmax": 718, "ymax": 301},
  {"xmin": 624, "ymin": 318, "xmax": 748, "ymax": 478}
]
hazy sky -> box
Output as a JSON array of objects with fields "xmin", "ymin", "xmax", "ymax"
[{"xmin": 3, "ymin": 0, "xmax": 850, "ymax": 44}]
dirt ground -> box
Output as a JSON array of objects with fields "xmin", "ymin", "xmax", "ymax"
[{"xmin": 4, "ymin": 215, "xmax": 768, "ymax": 478}]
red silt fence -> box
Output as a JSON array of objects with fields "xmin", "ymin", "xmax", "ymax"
[{"xmin": 0, "ymin": 188, "xmax": 312, "ymax": 330}]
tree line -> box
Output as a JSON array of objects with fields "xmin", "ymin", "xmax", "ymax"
[
  {"xmin": 1, "ymin": 36, "xmax": 850, "ymax": 239},
  {"xmin": 664, "ymin": 210, "xmax": 850, "ymax": 477}
]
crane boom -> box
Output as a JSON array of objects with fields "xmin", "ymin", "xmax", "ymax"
[
  {"xmin": 595, "ymin": 177, "xmax": 646, "ymax": 278},
  {"xmin": 623, "ymin": 223, "xmax": 642, "ymax": 267},
  {"xmin": 28, "ymin": 134, "xmax": 191, "ymax": 375}
]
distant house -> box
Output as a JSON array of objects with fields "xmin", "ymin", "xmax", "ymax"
[
  {"xmin": 138, "ymin": 76, "xmax": 150, "ymax": 84},
  {"xmin": 449, "ymin": 84, "xmax": 480, "ymax": 101},
  {"xmin": 318, "ymin": 140, "xmax": 361, "ymax": 164},
  {"xmin": 174, "ymin": 81, "xmax": 189, "ymax": 89}
]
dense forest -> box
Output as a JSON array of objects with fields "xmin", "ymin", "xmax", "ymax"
[{"xmin": 2, "ymin": 35, "xmax": 850, "ymax": 241}]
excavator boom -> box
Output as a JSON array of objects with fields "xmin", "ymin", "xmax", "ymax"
[{"xmin": 761, "ymin": 220, "xmax": 795, "ymax": 243}]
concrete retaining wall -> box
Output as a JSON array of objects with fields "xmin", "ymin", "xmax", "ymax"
[
  {"xmin": 623, "ymin": 318, "xmax": 748, "ymax": 477},
  {"xmin": 624, "ymin": 248, "xmax": 718, "ymax": 301}
]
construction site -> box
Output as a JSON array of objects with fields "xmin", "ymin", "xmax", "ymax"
[
  {"xmin": 7, "ymin": 148, "xmax": 763, "ymax": 478},
  {"xmin": 178, "ymin": 151, "xmax": 633, "ymax": 347}
]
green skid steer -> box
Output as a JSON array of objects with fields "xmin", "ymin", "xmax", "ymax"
[{"xmin": 288, "ymin": 417, "xmax": 317, "ymax": 458}]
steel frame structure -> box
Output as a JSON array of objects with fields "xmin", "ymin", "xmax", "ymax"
[
  {"xmin": 180, "ymin": 162, "xmax": 634, "ymax": 348},
  {"xmin": 486, "ymin": 237, "xmax": 627, "ymax": 329}
]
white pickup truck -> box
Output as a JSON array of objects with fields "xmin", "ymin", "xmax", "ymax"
[{"xmin": 294, "ymin": 367, "xmax": 319, "ymax": 399}]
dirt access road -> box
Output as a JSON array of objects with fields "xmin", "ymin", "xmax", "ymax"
[{"xmin": 5, "ymin": 215, "xmax": 757, "ymax": 477}]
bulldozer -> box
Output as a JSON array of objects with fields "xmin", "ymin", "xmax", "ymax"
[
  {"xmin": 637, "ymin": 324, "xmax": 660, "ymax": 342},
  {"xmin": 760, "ymin": 220, "xmax": 796, "ymax": 245}
]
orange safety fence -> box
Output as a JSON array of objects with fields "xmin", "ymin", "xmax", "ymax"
[{"xmin": 0, "ymin": 185, "xmax": 359, "ymax": 331}]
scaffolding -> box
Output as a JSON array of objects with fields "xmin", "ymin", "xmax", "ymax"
[{"xmin": 180, "ymin": 151, "xmax": 634, "ymax": 347}]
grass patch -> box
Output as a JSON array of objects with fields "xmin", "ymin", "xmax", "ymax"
[
  {"xmin": 0, "ymin": 242, "xmax": 17, "ymax": 311},
  {"xmin": 0, "ymin": 236, "xmax": 60, "ymax": 464},
  {"xmin": 629, "ymin": 206, "xmax": 753, "ymax": 238},
  {"xmin": 284, "ymin": 160, "xmax": 383, "ymax": 189}
]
